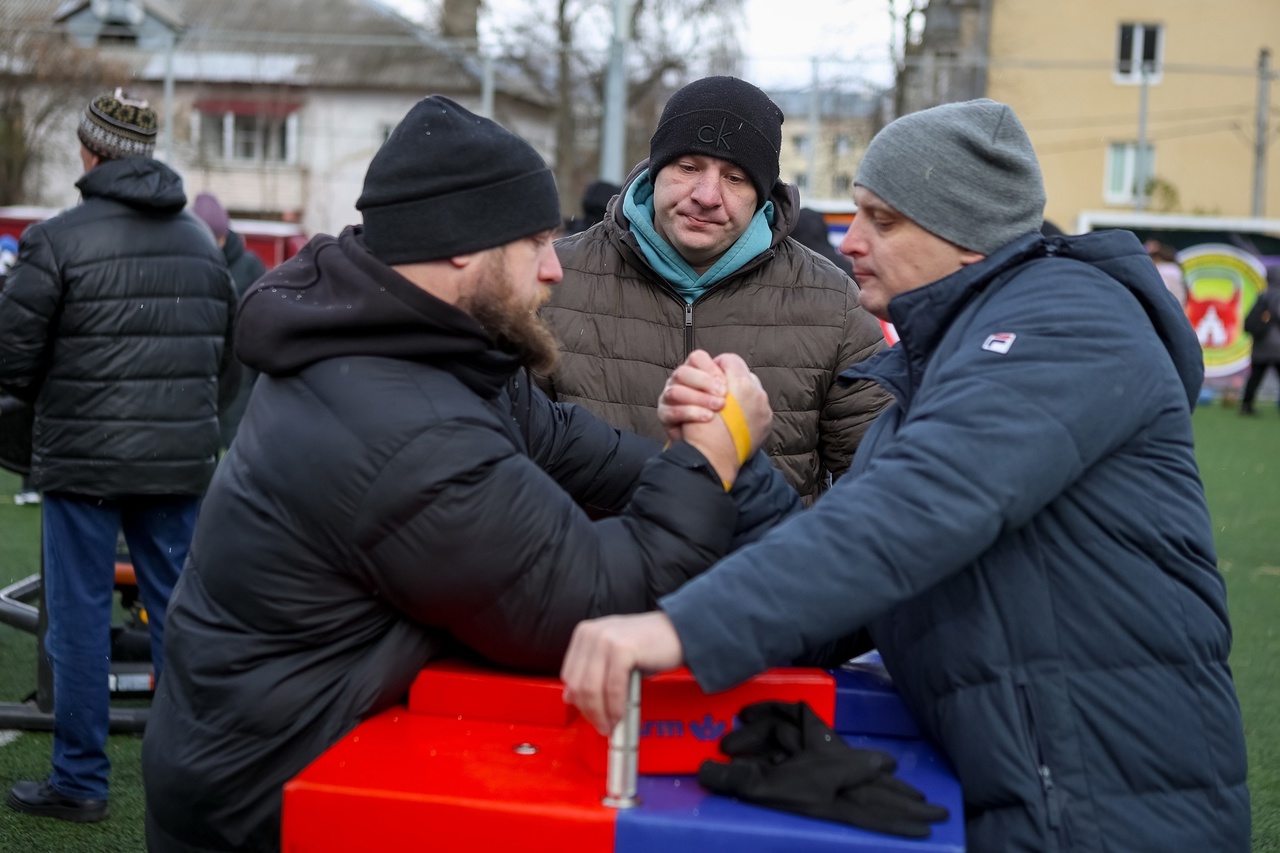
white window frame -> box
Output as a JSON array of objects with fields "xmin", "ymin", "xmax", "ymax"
[
  {"xmin": 1104, "ymin": 142, "xmax": 1155, "ymax": 204},
  {"xmin": 201, "ymin": 109, "xmax": 299, "ymax": 166},
  {"xmin": 1114, "ymin": 22, "xmax": 1164, "ymax": 85}
]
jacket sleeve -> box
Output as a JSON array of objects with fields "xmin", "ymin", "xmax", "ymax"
[
  {"xmin": 819, "ymin": 286, "xmax": 893, "ymax": 480},
  {"xmin": 519, "ymin": 370, "xmax": 659, "ymax": 513},
  {"xmin": 0, "ymin": 225, "xmax": 62, "ymax": 402},
  {"xmin": 353, "ymin": 421, "xmax": 738, "ymax": 673},
  {"xmin": 725, "ymin": 450, "xmax": 803, "ymax": 549},
  {"xmin": 662, "ymin": 266, "xmax": 1174, "ymax": 692}
]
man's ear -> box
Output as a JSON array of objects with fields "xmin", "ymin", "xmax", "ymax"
[{"xmin": 448, "ymin": 252, "xmax": 482, "ymax": 269}]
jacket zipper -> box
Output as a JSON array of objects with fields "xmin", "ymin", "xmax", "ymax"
[
  {"xmin": 684, "ymin": 302, "xmax": 694, "ymax": 356},
  {"xmin": 1016, "ymin": 678, "xmax": 1063, "ymax": 831}
]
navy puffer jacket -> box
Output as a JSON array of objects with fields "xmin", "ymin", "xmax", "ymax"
[
  {"xmin": 663, "ymin": 229, "xmax": 1249, "ymax": 852},
  {"xmin": 0, "ymin": 157, "xmax": 238, "ymax": 496}
]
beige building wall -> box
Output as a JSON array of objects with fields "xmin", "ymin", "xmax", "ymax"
[
  {"xmin": 984, "ymin": 0, "xmax": 1279, "ymax": 230},
  {"xmin": 777, "ymin": 118, "xmax": 872, "ymax": 206}
]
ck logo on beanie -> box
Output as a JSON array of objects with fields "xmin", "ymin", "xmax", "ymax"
[{"xmin": 697, "ymin": 119, "xmax": 736, "ymax": 152}]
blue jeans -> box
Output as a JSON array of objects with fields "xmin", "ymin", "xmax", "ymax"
[{"xmin": 42, "ymin": 493, "xmax": 200, "ymax": 800}]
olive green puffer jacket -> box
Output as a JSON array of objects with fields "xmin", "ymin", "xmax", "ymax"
[{"xmin": 541, "ymin": 167, "xmax": 891, "ymax": 503}]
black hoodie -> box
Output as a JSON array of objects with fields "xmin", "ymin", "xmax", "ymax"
[
  {"xmin": 143, "ymin": 226, "xmax": 800, "ymax": 852},
  {"xmin": 0, "ymin": 156, "xmax": 238, "ymax": 496}
]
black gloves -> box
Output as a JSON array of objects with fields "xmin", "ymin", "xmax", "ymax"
[{"xmin": 697, "ymin": 700, "xmax": 950, "ymax": 838}]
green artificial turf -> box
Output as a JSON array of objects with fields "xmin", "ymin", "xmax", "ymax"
[
  {"xmin": 0, "ymin": 404, "xmax": 1277, "ymax": 851},
  {"xmin": 1196, "ymin": 402, "xmax": 1280, "ymax": 852}
]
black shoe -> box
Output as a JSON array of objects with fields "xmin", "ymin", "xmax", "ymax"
[{"xmin": 5, "ymin": 779, "xmax": 108, "ymax": 823}]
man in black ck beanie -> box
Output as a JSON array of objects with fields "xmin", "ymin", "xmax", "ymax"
[
  {"xmin": 141, "ymin": 95, "xmax": 794, "ymax": 853},
  {"xmin": 542, "ymin": 76, "xmax": 891, "ymax": 505}
]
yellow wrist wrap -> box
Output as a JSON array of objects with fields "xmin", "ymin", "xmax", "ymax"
[{"xmin": 720, "ymin": 391, "xmax": 753, "ymax": 467}]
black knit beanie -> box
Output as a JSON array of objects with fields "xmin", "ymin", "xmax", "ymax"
[
  {"xmin": 648, "ymin": 76, "xmax": 784, "ymax": 205},
  {"xmin": 357, "ymin": 96, "xmax": 561, "ymax": 264},
  {"xmin": 77, "ymin": 89, "xmax": 157, "ymax": 160}
]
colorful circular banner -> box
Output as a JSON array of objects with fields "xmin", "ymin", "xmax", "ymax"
[{"xmin": 1179, "ymin": 243, "xmax": 1268, "ymax": 378}]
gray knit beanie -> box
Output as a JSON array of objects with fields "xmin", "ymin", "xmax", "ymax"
[{"xmin": 854, "ymin": 99, "xmax": 1045, "ymax": 255}]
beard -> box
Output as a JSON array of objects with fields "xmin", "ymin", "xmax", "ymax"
[{"xmin": 467, "ymin": 252, "xmax": 561, "ymax": 375}]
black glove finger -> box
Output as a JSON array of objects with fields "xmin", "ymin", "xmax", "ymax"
[
  {"xmin": 698, "ymin": 757, "xmax": 766, "ymax": 797},
  {"xmin": 865, "ymin": 771, "xmax": 925, "ymax": 801},
  {"xmin": 842, "ymin": 777, "xmax": 951, "ymax": 829},
  {"xmin": 722, "ymin": 703, "xmax": 808, "ymax": 759},
  {"xmin": 719, "ymin": 723, "xmax": 783, "ymax": 758},
  {"xmin": 736, "ymin": 701, "xmax": 803, "ymax": 728},
  {"xmin": 701, "ymin": 754, "xmax": 851, "ymax": 808},
  {"xmin": 829, "ymin": 749, "xmax": 899, "ymax": 788}
]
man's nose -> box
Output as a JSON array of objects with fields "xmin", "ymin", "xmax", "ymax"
[
  {"xmin": 838, "ymin": 220, "xmax": 863, "ymax": 257},
  {"xmin": 540, "ymin": 246, "xmax": 564, "ymax": 284},
  {"xmin": 690, "ymin": 173, "xmax": 723, "ymax": 207}
]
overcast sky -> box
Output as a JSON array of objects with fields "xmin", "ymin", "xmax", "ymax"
[{"xmin": 381, "ymin": 0, "xmax": 897, "ymax": 90}]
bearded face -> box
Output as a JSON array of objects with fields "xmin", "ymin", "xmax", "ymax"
[{"xmin": 467, "ymin": 248, "xmax": 562, "ymax": 374}]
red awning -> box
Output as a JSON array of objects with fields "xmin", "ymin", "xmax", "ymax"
[{"xmin": 194, "ymin": 99, "xmax": 301, "ymax": 118}]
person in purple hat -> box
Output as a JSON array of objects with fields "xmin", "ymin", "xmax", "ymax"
[{"xmin": 191, "ymin": 191, "xmax": 267, "ymax": 446}]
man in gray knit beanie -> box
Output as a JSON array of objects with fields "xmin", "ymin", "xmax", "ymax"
[
  {"xmin": 839, "ymin": 98, "xmax": 1046, "ymax": 321},
  {"xmin": 563, "ymin": 95, "xmax": 1249, "ymax": 853},
  {"xmin": 855, "ymin": 98, "xmax": 1045, "ymax": 256}
]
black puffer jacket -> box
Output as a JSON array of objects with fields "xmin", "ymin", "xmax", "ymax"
[
  {"xmin": 0, "ymin": 157, "xmax": 237, "ymax": 496},
  {"xmin": 142, "ymin": 227, "xmax": 798, "ymax": 852}
]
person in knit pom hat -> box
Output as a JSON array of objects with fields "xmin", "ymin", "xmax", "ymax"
[
  {"xmin": 1, "ymin": 89, "xmax": 238, "ymax": 825},
  {"xmin": 542, "ymin": 75, "xmax": 891, "ymax": 505},
  {"xmin": 140, "ymin": 95, "xmax": 794, "ymax": 853},
  {"xmin": 561, "ymin": 98, "xmax": 1249, "ymax": 852}
]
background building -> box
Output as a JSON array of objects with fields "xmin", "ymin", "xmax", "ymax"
[
  {"xmin": 1, "ymin": 0, "xmax": 553, "ymax": 238},
  {"xmin": 768, "ymin": 86, "xmax": 879, "ymax": 206},
  {"xmin": 898, "ymin": 0, "xmax": 1278, "ymax": 231}
]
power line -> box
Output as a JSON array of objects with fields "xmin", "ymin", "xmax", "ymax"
[
  {"xmin": 1036, "ymin": 119, "xmax": 1245, "ymax": 155},
  {"xmin": 1023, "ymin": 104, "xmax": 1254, "ymax": 131}
]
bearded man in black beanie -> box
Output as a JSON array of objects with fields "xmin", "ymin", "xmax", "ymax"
[
  {"xmin": 0, "ymin": 89, "xmax": 238, "ymax": 825},
  {"xmin": 140, "ymin": 95, "xmax": 794, "ymax": 853},
  {"xmin": 542, "ymin": 76, "xmax": 891, "ymax": 506}
]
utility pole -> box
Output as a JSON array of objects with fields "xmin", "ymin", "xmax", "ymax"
[
  {"xmin": 1134, "ymin": 60, "xmax": 1151, "ymax": 213},
  {"xmin": 163, "ymin": 33, "xmax": 176, "ymax": 162},
  {"xmin": 600, "ymin": 0, "xmax": 634, "ymax": 184},
  {"xmin": 1253, "ymin": 47, "xmax": 1272, "ymax": 217},
  {"xmin": 807, "ymin": 58, "xmax": 820, "ymax": 199}
]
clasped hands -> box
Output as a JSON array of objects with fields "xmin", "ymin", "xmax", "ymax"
[{"xmin": 658, "ymin": 349, "xmax": 772, "ymax": 489}]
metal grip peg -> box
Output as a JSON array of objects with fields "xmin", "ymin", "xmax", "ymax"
[{"xmin": 603, "ymin": 669, "xmax": 641, "ymax": 808}]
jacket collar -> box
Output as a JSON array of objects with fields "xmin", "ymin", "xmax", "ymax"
[{"xmin": 841, "ymin": 232, "xmax": 1045, "ymax": 407}]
